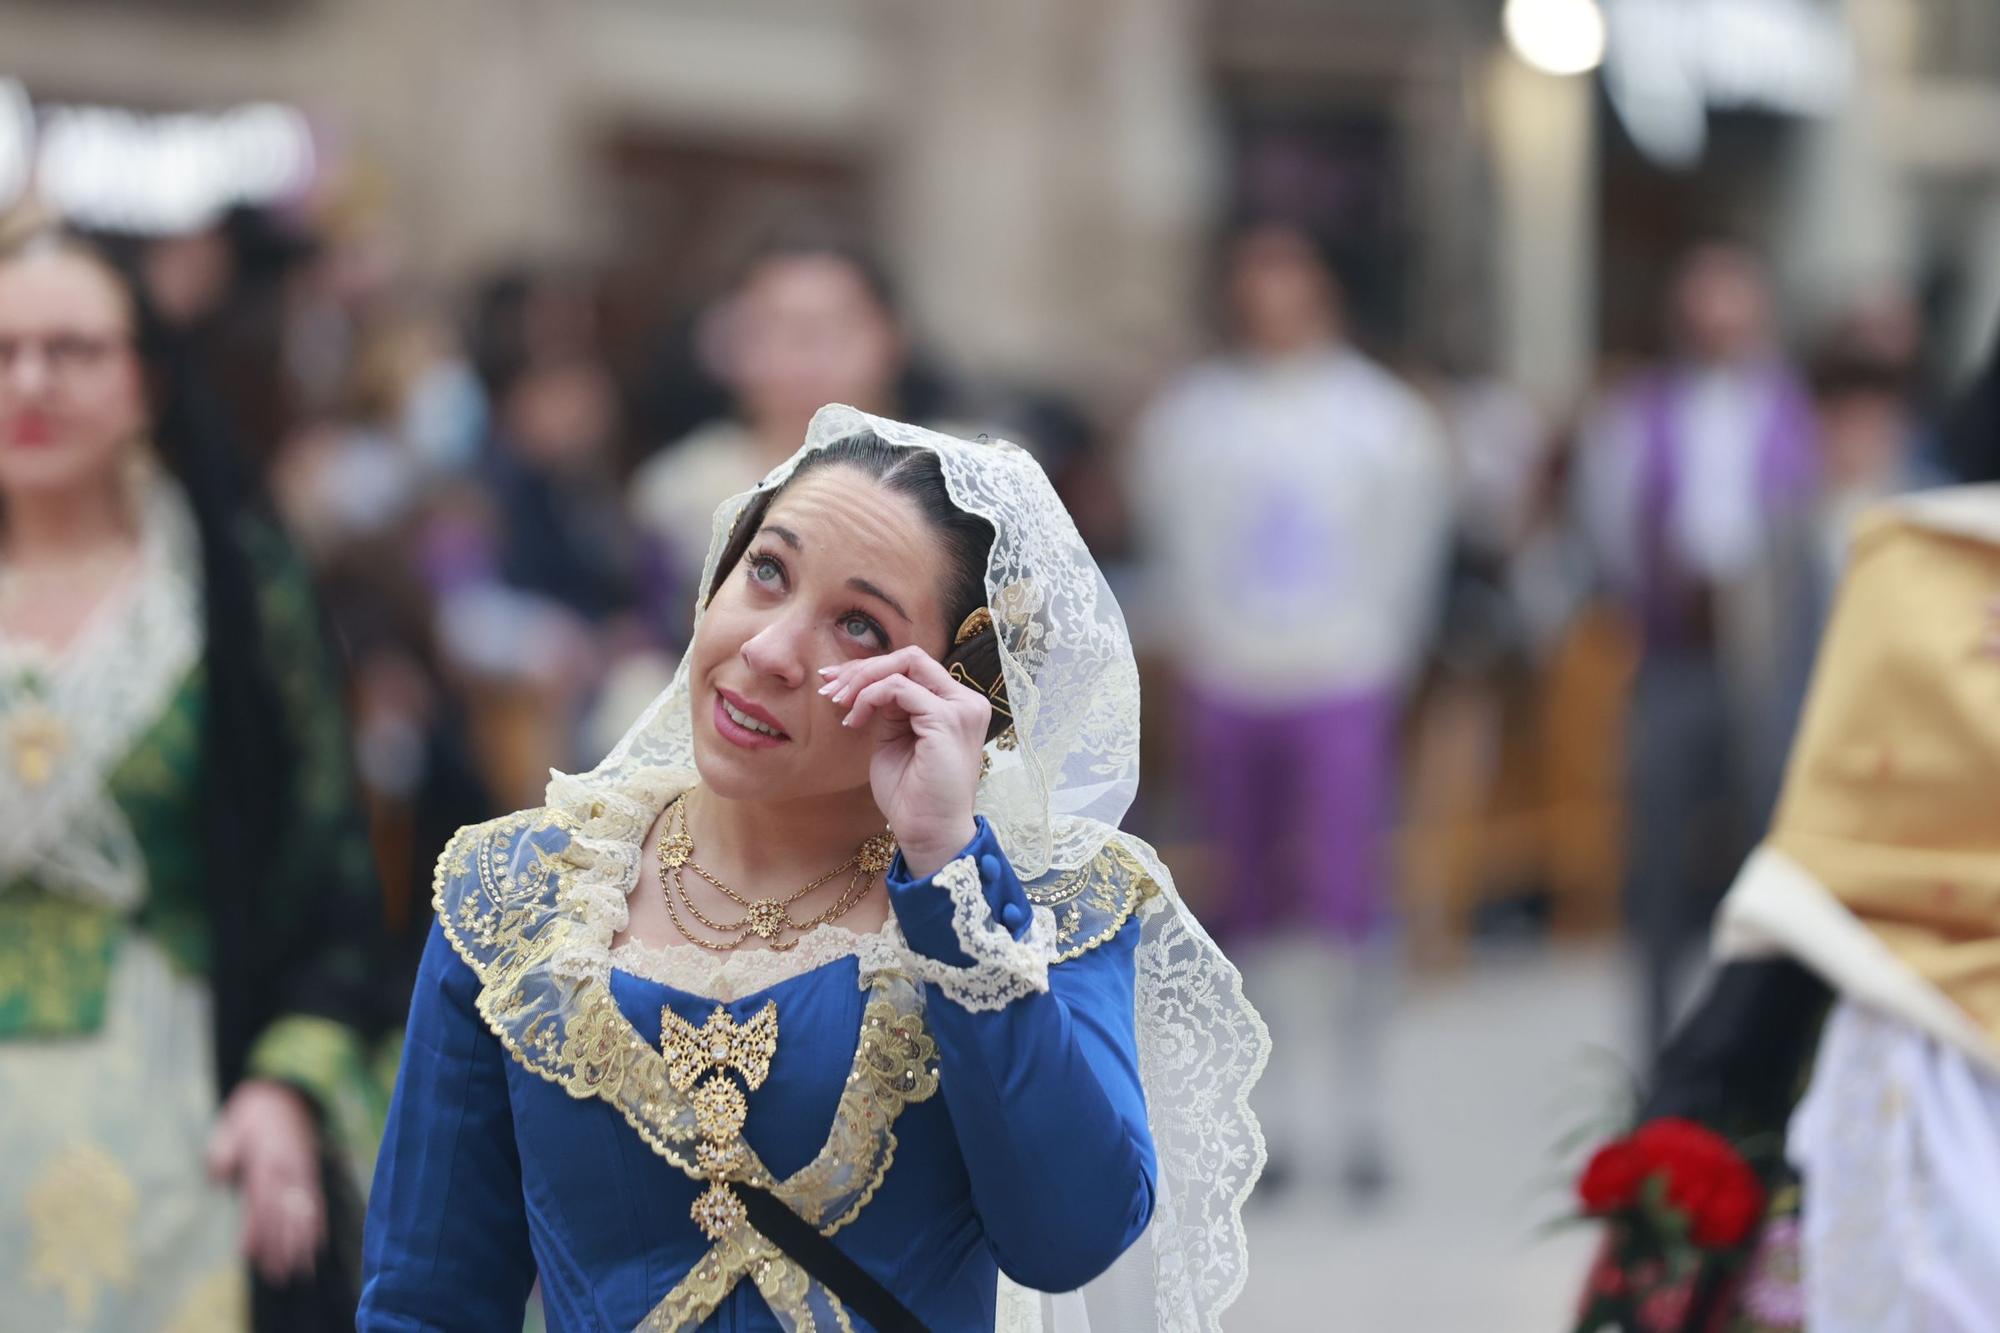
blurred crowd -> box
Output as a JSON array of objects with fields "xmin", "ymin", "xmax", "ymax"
[{"xmin": 65, "ymin": 186, "xmax": 1991, "ymax": 1202}]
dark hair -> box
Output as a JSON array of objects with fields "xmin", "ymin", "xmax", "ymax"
[
  {"xmin": 732, "ymin": 220, "xmax": 900, "ymax": 316},
  {"xmin": 704, "ymin": 431, "xmax": 1010, "ymax": 740}
]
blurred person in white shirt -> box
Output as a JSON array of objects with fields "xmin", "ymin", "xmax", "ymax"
[{"xmin": 1129, "ymin": 220, "xmax": 1452, "ymax": 1201}]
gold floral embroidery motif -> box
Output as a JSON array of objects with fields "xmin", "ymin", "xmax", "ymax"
[
  {"xmin": 26, "ymin": 1141, "xmax": 138, "ymax": 1322},
  {"xmin": 1024, "ymin": 838, "xmax": 1156, "ymax": 961},
  {"xmin": 661, "ymin": 1001, "xmax": 779, "ymax": 1239},
  {"xmin": 773, "ymin": 986, "xmax": 941, "ymax": 1232},
  {"xmin": 161, "ymin": 1264, "xmax": 249, "ymax": 1333}
]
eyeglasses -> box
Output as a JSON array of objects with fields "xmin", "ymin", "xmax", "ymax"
[{"xmin": 0, "ymin": 333, "xmax": 133, "ymax": 382}]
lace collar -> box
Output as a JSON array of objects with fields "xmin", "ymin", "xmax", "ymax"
[
  {"xmin": 0, "ymin": 478, "xmax": 201, "ymax": 905},
  {"xmin": 611, "ymin": 922, "xmax": 901, "ymax": 1003}
]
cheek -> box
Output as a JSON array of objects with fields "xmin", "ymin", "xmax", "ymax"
[{"xmin": 686, "ymin": 603, "xmax": 746, "ymax": 678}]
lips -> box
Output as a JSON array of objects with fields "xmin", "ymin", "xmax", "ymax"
[
  {"xmin": 5, "ymin": 414, "xmax": 54, "ymax": 447},
  {"xmin": 713, "ymin": 687, "xmax": 791, "ymax": 749}
]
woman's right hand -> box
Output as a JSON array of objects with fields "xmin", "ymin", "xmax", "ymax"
[{"xmin": 208, "ymin": 1079, "xmax": 326, "ymax": 1283}]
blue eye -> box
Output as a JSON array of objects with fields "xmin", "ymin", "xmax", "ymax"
[
  {"xmin": 745, "ymin": 553, "xmax": 784, "ymax": 588},
  {"xmin": 837, "ymin": 612, "xmax": 890, "ymax": 649}
]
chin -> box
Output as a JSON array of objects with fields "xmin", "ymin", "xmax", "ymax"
[{"xmin": 687, "ymin": 741, "xmax": 761, "ymax": 801}]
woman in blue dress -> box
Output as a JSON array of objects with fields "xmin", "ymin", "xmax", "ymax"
[{"xmin": 361, "ymin": 405, "xmax": 1269, "ymax": 1331}]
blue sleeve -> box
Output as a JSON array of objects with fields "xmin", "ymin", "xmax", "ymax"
[
  {"xmin": 359, "ymin": 921, "xmax": 536, "ymax": 1331},
  {"xmin": 887, "ymin": 820, "xmax": 1157, "ymax": 1292}
]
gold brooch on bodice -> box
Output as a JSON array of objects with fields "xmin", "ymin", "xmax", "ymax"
[
  {"xmin": 4, "ymin": 702, "xmax": 69, "ymax": 788},
  {"xmin": 660, "ymin": 1001, "xmax": 779, "ymax": 1240}
]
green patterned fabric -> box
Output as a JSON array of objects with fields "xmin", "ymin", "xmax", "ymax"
[
  {"xmin": 0, "ymin": 672, "xmax": 202, "ymax": 1037},
  {"xmin": 0, "ymin": 512, "xmax": 385, "ymax": 1118},
  {"xmin": 0, "ymin": 886, "xmax": 122, "ymax": 1036}
]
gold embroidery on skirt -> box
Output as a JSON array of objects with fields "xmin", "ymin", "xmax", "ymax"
[
  {"xmin": 161, "ymin": 1264, "xmax": 249, "ymax": 1333},
  {"xmin": 26, "ymin": 1141, "xmax": 138, "ymax": 1322}
]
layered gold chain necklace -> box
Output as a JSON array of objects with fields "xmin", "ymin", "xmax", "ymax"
[{"xmin": 654, "ymin": 793, "xmax": 898, "ymax": 953}]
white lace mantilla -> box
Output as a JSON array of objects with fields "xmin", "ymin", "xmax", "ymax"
[{"xmin": 0, "ymin": 477, "xmax": 201, "ymax": 911}]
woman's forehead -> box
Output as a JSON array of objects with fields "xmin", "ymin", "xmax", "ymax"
[
  {"xmin": 0, "ymin": 249, "xmax": 132, "ymax": 331},
  {"xmin": 761, "ymin": 467, "xmax": 942, "ymax": 580}
]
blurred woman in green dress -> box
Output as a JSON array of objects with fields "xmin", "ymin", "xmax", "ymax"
[{"xmin": 0, "ymin": 219, "xmax": 387, "ymax": 1331}]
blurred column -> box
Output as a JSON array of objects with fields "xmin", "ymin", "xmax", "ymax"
[
  {"xmin": 1486, "ymin": 50, "xmax": 1597, "ymax": 410},
  {"xmin": 1777, "ymin": 0, "xmax": 1916, "ymax": 327},
  {"xmin": 875, "ymin": 0, "xmax": 1215, "ymax": 393}
]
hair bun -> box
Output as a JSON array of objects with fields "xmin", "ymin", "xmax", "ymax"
[{"xmin": 941, "ymin": 622, "xmax": 1011, "ymax": 743}]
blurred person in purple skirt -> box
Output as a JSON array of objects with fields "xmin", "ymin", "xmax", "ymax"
[
  {"xmin": 1574, "ymin": 242, "xmax": 1820, "ymax": 1061},
  {"xmin": 1130, "ymin": 220, "xmax": 1452, "ymax": 1201}
]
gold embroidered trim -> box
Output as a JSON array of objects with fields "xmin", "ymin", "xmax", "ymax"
[
  {"xmin": 432, "ymin": 810, "xmax": 943, "ymax": 1329},
  {"xmin": 1023, "ymin": 839, "xmax": 1157, "ymax": 962}
]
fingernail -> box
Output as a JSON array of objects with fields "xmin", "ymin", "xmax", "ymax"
[
  {"xmin": 819, "ymin": 682, "xmax": 837, "ymax": 695},
  {"xmin": 840, "ymin": 715, "xmax": 852, "ymax": 727},
  {"xmin": 818, "ymin": 666, "xmax": 839, "ymax": 676}
]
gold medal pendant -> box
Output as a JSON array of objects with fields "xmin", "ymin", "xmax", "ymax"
[{"xmin": 5, "ymin": 704, "xmax": 69, "ymax": 788}]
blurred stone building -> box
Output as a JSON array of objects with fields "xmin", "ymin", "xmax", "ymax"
[{"xmin": 4, "ymin": 0, "xmax": 1999, "ymax": 407}]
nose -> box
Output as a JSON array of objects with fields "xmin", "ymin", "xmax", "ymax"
[
  {"xmin": 2, "ymin": 345, "xmax": 52, "ymax": 398},
  {"xmin": 738, "ymin": 614, "xmax": 809, "ymax": 689}
]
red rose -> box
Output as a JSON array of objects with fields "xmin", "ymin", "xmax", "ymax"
[
  {"xmin": 1578, "ymin": 1138, "xmax": 1648, "ymax": 1213},
  {"xmin": 1580, "ymin": 1118, "xmax": 1765, "ymax": 1250},
  {"xmin": 1627, "ymin": 1118, "xmax": 1765, "ymax": 1249},
  {"xmin": 1633, "ymin": 1118, "xmax": 1732, "ymax": 1174},
  {"xmin": 1689, "ymin": 1167, "xmax": 1764, "ymax": 1248}
]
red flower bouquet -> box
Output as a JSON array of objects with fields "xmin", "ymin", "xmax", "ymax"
[{"xmin": 1571, "ymin": 1118, "xmax": 1768, "ymax": 1332}]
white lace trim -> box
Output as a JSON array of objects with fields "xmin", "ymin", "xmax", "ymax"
[
  {"xmin": 605, "ymin": 852, "xmax": 1061, "ymax": 1014},
  {"xmin": 0, "ymin": 476, "xmax": 201, "ymax": 910},
  {"xmin": 888, "ymin": 854, "xmax": 1058, "ymax": 1013},
  {"xmin": 610, "ymin": 921, "xmax": 906, "ymax": 1002}
]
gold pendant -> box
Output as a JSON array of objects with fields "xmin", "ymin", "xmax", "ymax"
[
  {"xmin": 657, "ymin": 829, "xmax": 694, "ymax": 869},
  {"xmin": 690, "ymin": 1181, "xmax": 748, "ymax": 1241},
  {"xmin": 746, "ymin": 900, "xmax": 787, "ymax": 941},
  {"xmin": 856, "ymin": 832, "xmax": 897, "ymax": 876},
  {"xmin": 660, "ymin": 1001, "xmax": 780, "ymax": 1241},
  {"xmin": 6, "ymin": 706, "xmax": 69, "ymax": 788}
]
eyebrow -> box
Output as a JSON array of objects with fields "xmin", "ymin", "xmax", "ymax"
[
  {"xmin": 848, "ymin": 577, "xmax": 912, "ymax": 625},
  {"xmin": 758, "ymin": 522, "xmax": 913, "ymax": 624}
]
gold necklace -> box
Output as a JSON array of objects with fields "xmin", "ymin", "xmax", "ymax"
[{"xmin": 655, "ymin": 794, "xmax": 897, "ymax": 953}]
